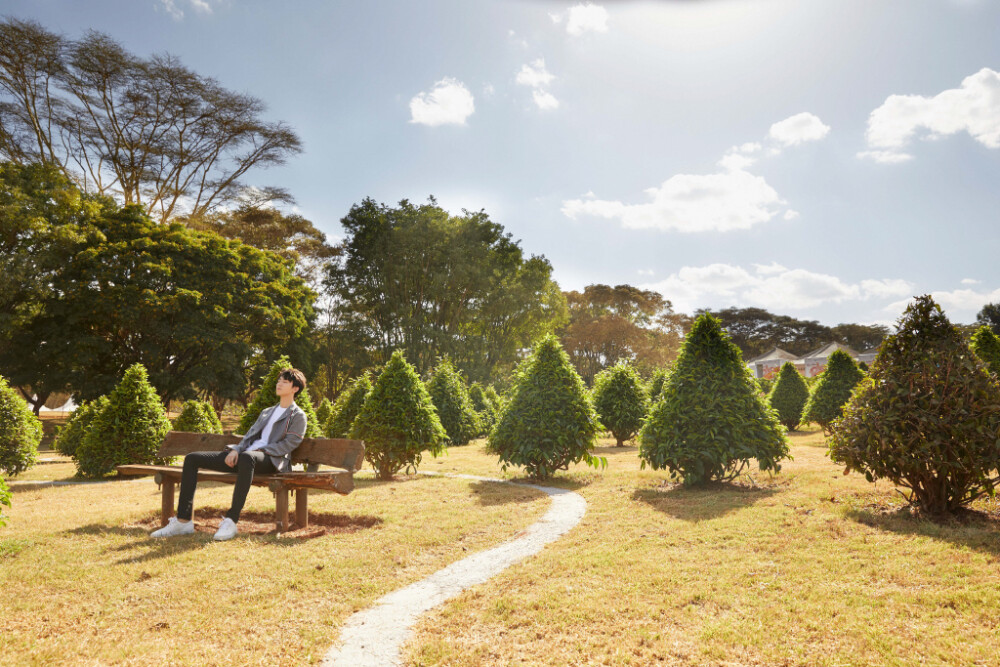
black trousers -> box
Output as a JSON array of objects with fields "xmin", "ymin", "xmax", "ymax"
[{"xmin": 177, "ymin": 450, "xmax": 277, "ymax": 523}]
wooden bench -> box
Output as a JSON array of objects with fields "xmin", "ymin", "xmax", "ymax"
[{"xmin": 117, "ymin": 432, "xmax": 365, "ymax": 531}]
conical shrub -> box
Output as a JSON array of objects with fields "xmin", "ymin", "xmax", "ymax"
[
  {"xmin": 199, "ymin": 401, "xmax": 224, "ymax": 434},
  {"xmin": 173, "ymin": 400, "xmax": 222, "ymax": 434},
  {"xmin": 54, "ymin": 395, "xmax": 109, "ymax": 458},
  {"xmin": 768, "ymin": 362, "xmax": 810, "ymax": 430},
  {"xmin": 238, "ymin": 357, "xmax": 321, "ymax": 438},
  {"xmin": 315, "ymin": 398, "xmax": 334, "ymax": 430},
  {"xmin": 350, "ymin": 350, "xmax": 446, "ymax": 479},
  {"xmin": 75, "ymin": 364, "xmax": 172, "ymax": 477},
  {"xmin": 427, "ymin": 358, "xmax": 481, "ymax": 446},
  {"xmin": 802, "ymin": 350, "xmax": 864, "ymax": 433},
  {"xmin": 469, "ymin": 382, "xmax": 499, "ymax": 436},
  {"xmin": 488, "ymin": 335, "xmax": 605, "ymax": 480},
  {"xmin": 484, "ymin": 385, "xmax": 503, "ymax": 413},
  {"xmin": 592, "ymin": 362, "xmax": 648, "ymax": 446},
  {"xmin": 971, "ymin": 325, "xmax": 1000, "ymax": 377},
  {"xmin": 0, "ymin": 374, "xmax": 42, "ymax": 476},
  {"xmin": 639, "ymin": 314, "xmax": 788, "ymax": 485},
  {"xmin": 326, "ymin": 374, "xmax": 372, "ymax": 438},
  {"xmin": 829, "ymin": 295, "xmax": 1000, "ymax": 515},
  {"xmin": 647, "ymin": 368, "xmax": 669, "ymax": 403}
]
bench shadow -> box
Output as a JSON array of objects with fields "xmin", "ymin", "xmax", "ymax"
[
  {"xmin": 633, "ymin": 482, "xmax": 779, "ymax": 522},
  {"xmin": 845, "ymin": 506, "xmax": 1000, "ymax": 556}
]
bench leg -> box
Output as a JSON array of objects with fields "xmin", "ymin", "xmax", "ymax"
[
  {"xmin": 295, "ymin": 488, "xmax": 308, "ymax": 528},
  {"xmin": 275, "ymin": 487, "xmax": 289, "ymax": 532},
  {"xmin": 161, "ymin": 479, "xmax": 175, "ymax": 528}
]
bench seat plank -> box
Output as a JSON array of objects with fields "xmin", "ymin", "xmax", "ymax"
[{"xmin": 117, "ymin": 464, "xmax": 354, "ymax": 494}]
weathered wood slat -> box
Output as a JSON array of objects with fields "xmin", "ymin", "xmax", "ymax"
[
  {"xmin": 119, "ymin": 464, "xmax": 355, "ymax": 494},
  {"xmin": 160, "ymin": 432, "xmax": 241, "ymax": 456},
  {"xmin": 160, "ymin": 431, "xmax": 365, "ymax": 471}
]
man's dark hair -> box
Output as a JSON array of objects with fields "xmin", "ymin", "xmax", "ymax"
[{"xmin": 279, "ymin": 368, "xmax": 307, "ymax": 397}]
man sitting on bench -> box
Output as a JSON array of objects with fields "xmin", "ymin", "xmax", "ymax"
[{"xmin": 151, "ymin": 368, "xmax": 309, "ymax": 541}]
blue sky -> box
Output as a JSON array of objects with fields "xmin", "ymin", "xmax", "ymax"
[{"xmin": 8, "ymin": 0, "xmax": 1000, "ymax": 326}]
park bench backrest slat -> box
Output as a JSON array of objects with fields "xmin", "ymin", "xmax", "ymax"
[{"xmin": 159, "ymin": 431, "xmax": 365, "ymax": 472}]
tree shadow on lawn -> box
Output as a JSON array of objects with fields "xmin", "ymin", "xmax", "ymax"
[
  {"xmin": 467, "ymin": 480, "xmax": 547, "ymax": 506},
  {"xmin": 67, "ymin": 508, "xmax": 383, "ymax": 564},
  {"xmin": 845, "ymin": 504, "xmax": 1000, "ymax": 556},
  {"xmin": 633, "ymin": 481, "xmax": 780, "ymax": 522}
]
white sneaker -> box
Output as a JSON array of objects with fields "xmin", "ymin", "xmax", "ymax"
[
  {"xmin": 150, "ymin": 517, "xmax": 195, "ymax": 538},
  {"xmin": 213, "ymin": 517, "xmax": 238, "ymax": 541}
]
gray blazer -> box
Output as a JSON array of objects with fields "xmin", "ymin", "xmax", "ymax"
[{"xmin": 228, "ymin": 402, "xmax": 307, "ymax": 473}]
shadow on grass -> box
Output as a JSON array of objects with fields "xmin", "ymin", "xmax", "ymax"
[
  {"xmin": 353, "ymin": 473, "xmax": 435, "ymax": 489},
  {"xmin": 845, "ymin": 505, "xmax": 1000, "ymax": 556},
  {"xmin": 633, "ymin": 482, "xmax": 779, "ymax": 522},
  {"xmin": 467, "ymin": 480, "xmax": 547, "ymax": 506}
]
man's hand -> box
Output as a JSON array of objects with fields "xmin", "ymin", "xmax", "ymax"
[{"xmin": 225, "ymin": 450, "xmax": 238, "ymax": 467}]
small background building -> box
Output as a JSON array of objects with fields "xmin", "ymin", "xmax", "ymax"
[{"xmin": 747, "ymin": 342, "xmax": 877, "ymax": 379}]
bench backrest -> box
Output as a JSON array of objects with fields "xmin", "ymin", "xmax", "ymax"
[{"xmin": 160, "ymin": 432, "xmax": 366, "ymax": 472}]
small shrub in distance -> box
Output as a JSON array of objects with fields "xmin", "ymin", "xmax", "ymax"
[
  {"xmin": 756, "ymin": 377, "xmax": 775, "ymax": 396},
  {"xmin": 829, "ymin": 295, "xmax": 1000, "ymax": 516},
  {"xmin": 802, "ymin": 350, "xmax": 864, "ymax": 433},
  {"xmin": 199, "ymin": 401, "xmax": 224, "ymax": 434},
  {"xmin": 75, "ymin": 364, "xmax": 172, "ymax": 477},
  {"xmin": 767, "ymin": 362, "xmax": 810, "ymax": 431},
  {"xmin": 0, "ymin": 374, "xmax": 41, "ymax": 476},
  {"xmin": 647, "ymin": 368, "xmax": 669, "ymax": 403},
  {"xmin": 0, "ymin": 477, "xmax": 10, "ymax": 527},
  {"xmin": 54, "ymin": 396, "xmax": 110, "ymax": 458},
  {"xmin": 468, "ymin": 382, "xmax": 498, "ymax": 436},
  {"xmin": 592, "ymin": 362, "xmax": 648, "ymax": 446},
  {"xmin": 173, "ymin": 400, "xmax": 222, "ymax": 434},
  {"xmin": 315, "ymin": 398, "xmax": 334, "ymax": 430},
  {"xmin": 427, "ymin": 358, "xmax": 481, "ymax": 446},
  {"xmin": 350, "ymin": 351, "xmax": 446, "ymax": 479},
  {"xmin": 326, "ymin": 374, "xmax": 372, "ymax": 438},
  {"xmin": 639, "ymin": 314, "xmax": 788, "ymax": 486},
  {"xmin": 488, "ymin": 335, "xmax": 605, "ymax": 480},
  {"xmin": 484, "ymin": 385, "xmax": 503, "ymax": 413},
  {"xmin": 238, "ymin": 357, "xmax": 321, "ymax": 438},
  {"xmin": 971, "ymin": 325, "xmax": 1000, "ymax": 377}
]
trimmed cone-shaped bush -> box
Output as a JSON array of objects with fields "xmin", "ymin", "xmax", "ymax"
[
  {"xmin": 469, "ymin": 382, "xmax": 499, "ymax": 436},
  {"xmin": 315, "ymin": 398, "xmax": 334, "ymax": 430},
  {"xmin": 488, "ymin": 335, "xmax": 605, "ymax": 480},
  {"xmin": 971, "ymin": 325, "xmax": 1000, "ymax": 377},
  {"xmin": 829, "ymin": 296, "xmax": 1000, "ymax": 516},
  {"xmin": 238, "ymin": 357, "xmax": 321, "ymax": 438},
  {"xmin": 484, "ymin": 385, "xmax": 503, "ymax": 413},
  {"xmin": 802, "ymin": 350, "xmax": 864, "ymax": 433},
  {"xmin": 647, "ymin": 368, "xmax": 669, "ymax": 403},
  {"xmin": 199, "ymin": 401, "xmax": 224, "ymax": 434},
  {"xmin": 326, "ymin": 374, "xmax": 372, "ymax": 438},
  {"xmin": 75, "ymin": 364, "xmax": 172, "ymax": 477},
  {"xmin": 427, "ymin": 358, "xmax": 481, "ymax": 446},
  {"xmin": 0, "ymin": 374, "xmax": 42, "ymax": 476},
  {"xmin": 54, "ymin": 396, "xmax": 110, "ymax": 458},
  {"xmin": 768, "ymin": 362, "xmax": 810, "ymax": 431},
  {"xmin": 592, "ymin": 362, "xmax": 648, "ymax": 446},
  {"xmin": 350, "ymin": 350, "xmax": 446, "ymax": 480},
  {"xmin": 639, "ymin": 314, "xmax": 788, "ymax": 486},
  {"xmin": 173, "ymin": 400, "xmax": 222, "ymax": 434}
]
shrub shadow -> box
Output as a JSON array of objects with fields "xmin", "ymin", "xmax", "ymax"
[
  {"xmin": 633, "ymin": 481, "xmax": 779, "ymax": 522},
  {"xmin": 467, "ymin": 480, "xmax": 547, "ymax": 506},
  {"xmin": 845, "ymin": 505, "xmax": 1000, "ymax": 556}
]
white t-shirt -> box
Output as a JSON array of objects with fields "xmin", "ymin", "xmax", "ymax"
[{"xmin": 246, "ymin": 407, "xmax": 288, "ymax": 453}]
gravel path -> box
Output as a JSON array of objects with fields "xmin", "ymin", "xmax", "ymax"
[{"xmin": 322, "ymin": 472, "xmax": 587, "ymax": 667}]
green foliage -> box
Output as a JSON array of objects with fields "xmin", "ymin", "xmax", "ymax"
[
  {"xmin": 0, "ymin": 374, "xmax": 41, "ymax": 476},
  {"xmin": 487, "ymin": 335, "xmax": 605, "ymax": 480},
  {"xmin": 427, "ymin": 358, "xmax": 481, "ymax": 446},
  {"xmin": 802, "ymin": 350, "xmax": 864, "ymax": 433},
  {"xmin": 639, "ymin": 314, "xmax": 789, "ymax": 486},
  {"xmin": 173, "ymin": 400, "xmax": 222, "ymax": 434},
  {"xmin": 325, "ymin": 374, "xmax": 372, "ymax": 438},
  {"xmin": 829, "ymin": 296, "xmax": 1000, "ymax": 516},
  {"xmin": 238, "ymin": 357, "xmax": 321, "ymax": 438},
  {"xmin": 971, "ymin": 325, "xmax": 1000, "ymax": 377},
  {"xmin": 350, "ymin": 350, "xmax": 446, "ymax": 480},
  {"xmin": 647, "ymin": 368, "xmax": 669, "ymax": 403},
  {"xmin": 0, "ymin": 476, "xmax": 10, "ymax": 526},
  {"xmin": 315, "ymin": 398, "xmax": 334, "ymax": 430},
  {"xmin": 74, "ymin": 364, "xmax": 172, "ymax": 478},
  {"xmin": 484, "ymin": 385, "xmax": 503, "ymax": 412},
  {"xmin": 468, "ymin": 382, "xmax": 499, "ymax": 436},
  {"xmin": 592, "ymin": 362, "xmax": 648, "ymax": 446},
  {"xmin": 54, "ymin": 396, "xmax": 109, "ymax": 458},
  {"xmin": 767, "ymin": 362, "xmax": 810, "ymax": 431},
  {"xmin": 756, "ymin": 377, "xmax": 775, "ymax": 396}
]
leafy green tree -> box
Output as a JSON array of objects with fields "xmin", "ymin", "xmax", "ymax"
[
  {"xmin": 75, "ymin": 364, "xmax": 172, "ymax": 478},
  {"xmin": 427, "ymin": 358, "xmax": 481, "ymax": 446},
  {"xmin": 469, "ymin": 382, "xmax": 499, "ymax": 436},
  {"xmin": 326, "ymin": 374, "xmax": 372, "ymax": 438},
  {"xmin": 647, "ymin": 368, "xmax": 669, "ymax": 403},
  {"xmin": 971, "ymin": 325, "xmax": 1000, "ymax": 377},
  {"xmin": 639, "ymin": 314, "xmax": 789, "ymax": 486},
  {"xmin": 802, "ymin": 350, "xmax": 864, "ymax": 433},
  {"xmin": 488, "ymin": 335, "xmax": 605, "ymax": 480},
  {"xmin": 54, "ymin": 396, "xmax": 109, "ymax": 458},
  {"xmin": 315, "ymin": 398, "xmax": 334, "ymax": 431},
  {"xmin": 830, "ymin": 296, "xmax": 1000, "ymax": 516},
  {"xmin": 173, "ymin": 400, "xmax": 222, "ymax": 434},
  {"xmin": 350, "ymin": 350, "xmax": 446, "ymax": 480},
  {"xmin": 767, "ymin": 362, "xmax": 810, "ymax": 431},
  {"xmin": 237, "ymin": 357, "xmax": 322, "ymax": 438},
  {"xmin": 0, "ymin": 373, "xmax": 41, "ymax": 476},
  {"xmin": 591, "ymin": 362, "xmax": 648, "ymax": 446},
  {"xmin": 976, "ymin": 302, "xmax": 1000, "ymax": 335}
]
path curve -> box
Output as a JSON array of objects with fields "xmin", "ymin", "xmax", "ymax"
[{"xmin": 322, "ymin": 472, "xmax": 587, "ymax": 667}]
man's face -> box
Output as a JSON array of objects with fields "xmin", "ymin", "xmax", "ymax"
[{"xmin": 276, "ymin": 376, "xmax": 296, "ymax": 397}]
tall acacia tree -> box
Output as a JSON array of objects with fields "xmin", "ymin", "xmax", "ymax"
[{"xmin": 0, "ymin": 18, "xmax": 301, "ymax": 222}]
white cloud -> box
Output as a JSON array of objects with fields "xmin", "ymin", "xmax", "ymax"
[
  {"xmin": 962, "ymin": 278, "xmax": 981, "ymax": 285},
  {"xmin": 157, "ymin": 0, "xmax": 219, "ymax": 19},
  {"xmin": 532, "ymin": 90, "xmax": 560, "ymax": 111},
  {"xmin": 516, "ymin": 59, "xmax": 555, "ymax": 88},
  {"xmin": 886, "ymin": 287, "xmax": 1000, "ymax": 318},
  {"xmin": 482, "ymin": 83, "xmax": 495, "ymax": 97},
  {"xmin": 159, "ymin": 0, "xmax": 184, "ymax": 19},
  {"xmin": 783, "ymin": 209, "xmax": 800, "ymax": 220},
  {"xmin": 768, "ymin": 112, "xmax": 831, "ymax": 146},
  {"xmin": 644, "ymin": 263, "xmax": 913, "ymax": 313},
  {"xmin": 637, "ymin": 269, "xmax": 655, "ymax": 277},
  {"xmin": 549, "ymin": 12, "xmax": 563, "ymax": 24},
  {"xmin": 856, "ymin": 150, "xmax": 913, "ymax": 164},
  {"xmin": 861, "ymin": 68, "xmax": 1000, "ymax": 163},
  {"xmin": 409, "ymin": 78, "xmax": 475, "ymax": 126},
  {"xmin": 565, "ymin": 3, "xmax": 609, "ymax": 36}
]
